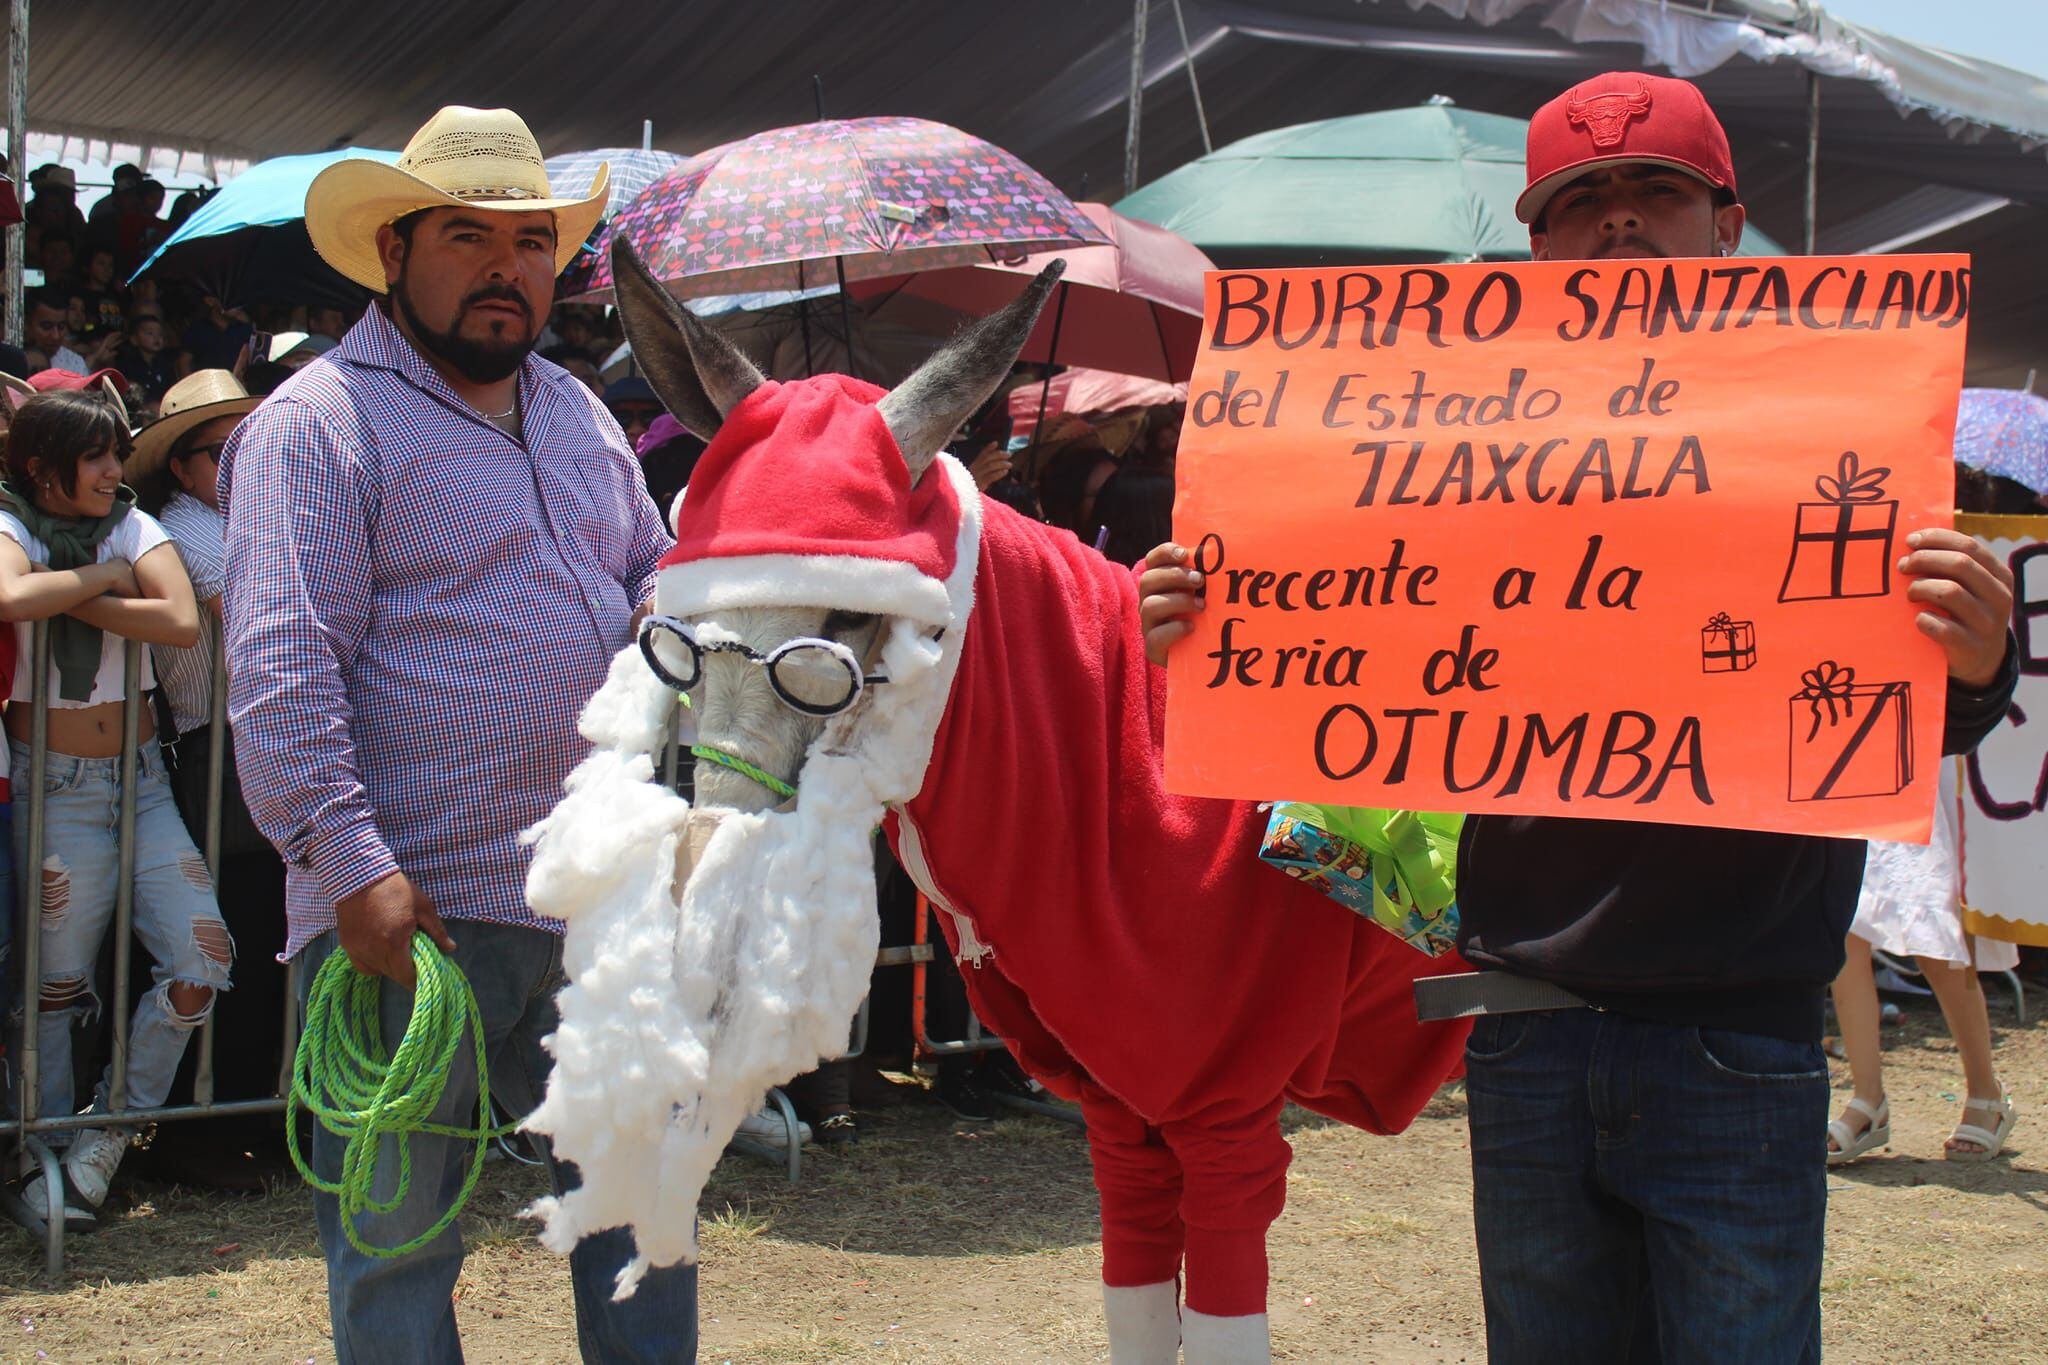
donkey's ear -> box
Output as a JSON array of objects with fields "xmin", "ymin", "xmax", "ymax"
[
  {"xmin": 610, "ymin": 236, "xmax": 765, "ymax": 440},
  {"xmin": 877, "ymin": 260, "xmax": 1065, "ymax": 485}
]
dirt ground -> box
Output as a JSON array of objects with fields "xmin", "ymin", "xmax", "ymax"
[{"xmin": 4, "ymin": 984, "xmax": 2046, "ymax": 1363}]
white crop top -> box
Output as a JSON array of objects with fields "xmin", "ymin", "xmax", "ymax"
[{"xmin": 0, "ymin": 507, "xmax": 167, "ymax": 708}]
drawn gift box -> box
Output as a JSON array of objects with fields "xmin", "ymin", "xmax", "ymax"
[
  {"xmin": 1787, "ymin": 661, "xmax": 1913, "ymax": 802},
  {"xmin": 1701, "ymin": 612, "xmax": 1756, "ymax": 672},
  {"xmin": 1779, "ymin": 452, "xmax": 1898, "ymax": 602},
  {"xmin": 1259, "ymin": 805, "xmax": 1461, "ymax": 957}
]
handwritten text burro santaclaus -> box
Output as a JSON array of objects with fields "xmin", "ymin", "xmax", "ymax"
[{"xmin": 1164, "ymin": 256, "xmax": 1969, "ymax": 843}]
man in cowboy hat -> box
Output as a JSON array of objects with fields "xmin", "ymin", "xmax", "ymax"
[
  {"xmin": 218, "ymin": 107, "xmax": 689, "ymax": 1363},
  {"xmin": 1139, "ymin": 71, "xmax": 2017, "ymax": 1363},
  {"xmin": 25, "ymin": 164, "xmax": 87, "ymax": 252}
]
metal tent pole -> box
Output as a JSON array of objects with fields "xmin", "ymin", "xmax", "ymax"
[
  {"xmin": 1124, "ymin": 0, "xmax": 1149, "ymax": 195},
  {"xmin": 1804, "ymin": 70, "xmax": 1820, "ymax": 255},
  {"xmin": 5, "ymin": 0, "xmax": 28, "ymax": 348},
  {"xmin": 1169, "ymin": 0, "xmax": 1212, "ymax": 155}
]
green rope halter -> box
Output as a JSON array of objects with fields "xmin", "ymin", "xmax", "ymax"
[
  {"xmin": 690, "ymin": 743, "xmax": 798, "ymax": 801},
  {"xmin": 288, "ymin": 935, "xmax": 514, "ymax": 1258}
]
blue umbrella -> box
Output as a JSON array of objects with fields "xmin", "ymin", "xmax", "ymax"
[
  {"xmin": 132, "ymin": 147, "xmax": 400, "ymax": 307},
  {"xmin": 543, "ymin": 148, "xmax": 687, "ymax": 219},
  {"xmin": 1954, "ymin": 388, "xmax": 2048, "ymax": 493}
]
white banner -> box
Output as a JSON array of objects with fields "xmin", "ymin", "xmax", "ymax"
[{"xmin": 1957, "ymin": 514, "xmax": 2048, "ymax": 948}]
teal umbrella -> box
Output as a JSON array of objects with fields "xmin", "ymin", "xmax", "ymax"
[
  {"xmin": 132, "ymin": 147, "xmax": 401, "ymax": 306},
  {"xmin": 1116, "ymin": 100, "xmax": 1783, "ymax": 267}
]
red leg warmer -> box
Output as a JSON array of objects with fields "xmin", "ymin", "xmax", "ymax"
[
  {"xmin": 1162, "ymin": 1096, "xmax": 1290, "ymax": 1318},
  {"xmin": 1081, "ymin": 1082, "xmax": 1186, "ymax": 1291}
]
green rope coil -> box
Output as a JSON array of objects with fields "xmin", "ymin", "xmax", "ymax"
[
  {"xmin": 288, "ymin": 935, "xmax": 514, "ymax": 1258},
  {"xmin": 690, "ymin": 742, "xmax": 798, "ymax": 800}
]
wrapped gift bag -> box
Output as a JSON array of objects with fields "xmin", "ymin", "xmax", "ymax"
[{"xmin": 1260, "ymin": 802, "xmax": 1463, "ymax": 956}]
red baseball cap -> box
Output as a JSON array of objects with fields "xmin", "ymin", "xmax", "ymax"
[
  {"xmin": 1517, "ymin": 71, "xmax": 1736, "ymax": 225},
  {"xmin": 2, "ymin": 368, "xmax": 130, "ymax": 421},
  {"xmin": 25, "ymin": 367, "xmax": 128, "ymax": 395}
]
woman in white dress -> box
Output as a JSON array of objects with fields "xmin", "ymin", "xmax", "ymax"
[{"xmin": 1827, "ymin": 763, "xmax": 2018, "ymax": 1163}]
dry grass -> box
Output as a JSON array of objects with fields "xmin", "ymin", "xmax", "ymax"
[{"xmin": 4, "ymin": 992, "xmax": 2047, "ymax": 1362}]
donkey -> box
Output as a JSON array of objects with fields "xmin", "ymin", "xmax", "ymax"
[{"xmin": 522, "ymin": 238, "xmax": 1471, "ymax": 1363}]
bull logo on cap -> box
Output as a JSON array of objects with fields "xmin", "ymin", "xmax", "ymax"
[{"xmin": 1565, "ymin": 80, "xmax": 1653, "ymax": 148}]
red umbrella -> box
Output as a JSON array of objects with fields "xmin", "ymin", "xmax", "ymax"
[
  {"xmin": 851, "ymin": 203, "xmax": 1214, "ymax": 383},
  {"xmin": 1008, "ymin": 368, "xmax": 1188, "ymax": 441},
  {"xmin": 559, "ymin": 117, "xmax": 1106, "ymax": 302}
]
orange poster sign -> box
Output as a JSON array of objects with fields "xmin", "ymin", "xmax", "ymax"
[{"xmin": 1165, "ymin": 256, "xmax": 1971, "ymax": 842}]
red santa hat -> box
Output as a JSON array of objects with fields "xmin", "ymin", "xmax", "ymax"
[{"xmin": 655, "ymin": 374, "xmax": 965, "ymax": 629}]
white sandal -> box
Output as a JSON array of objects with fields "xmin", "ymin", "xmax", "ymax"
[
  {"xmin": 1945, "ymin": 1090, "xmax": 2016, "ymax": 1163},
  {"xmin": 1827, "ymin": 1096, "xmax": 1890, "ymax": 1166}
]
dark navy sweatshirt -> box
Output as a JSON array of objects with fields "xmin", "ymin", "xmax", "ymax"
[{"xmin": 1457, "ymin": 640, "xmax": 2019, "ymax": 1042}]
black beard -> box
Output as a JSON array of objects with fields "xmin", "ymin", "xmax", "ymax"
[{"xmin": 392, "ymin": 259, "xmax": 537, "ymax": 384}]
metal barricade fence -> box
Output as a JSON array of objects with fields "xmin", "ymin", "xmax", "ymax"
[
  {"xmin": 2, "ymin": 624, "xmax": 292, "ymax": 1274},
  {"xmin": 6, "ymin": 657, "xmax": 1073, "ymax": 1256}
]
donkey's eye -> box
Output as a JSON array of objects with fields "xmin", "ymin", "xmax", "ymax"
[{"xmin": 822, "ymin": 610, "xmax": 879, "ymax": 634}]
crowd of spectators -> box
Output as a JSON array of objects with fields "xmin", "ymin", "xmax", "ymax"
[
  {"xmin": 13, "ymin": 168, "xmax": 669, "ymax": 436},
  {"xmin": 1, "ymin": 164, "xmax": 1184, "ymax": 1198},
  {"xmin": 14, "ymin": 160, "xmax": 1181, "ymax": 555}
]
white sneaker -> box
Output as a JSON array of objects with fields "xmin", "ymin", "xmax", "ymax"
[
  {"xmin": 63, "ymin": 1128, "xmax": 134, "ymax": 1209},
  {"xmin": 733, "ymin": 1108, "xmax": 812, "ymax": 1146},
  {"xmin": 17, "ymin": 1171, "xmax": 96, "ymax": 1232}
]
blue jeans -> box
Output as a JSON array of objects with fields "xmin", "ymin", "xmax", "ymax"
[
  {"xmin": 11, "ymin": 739, "xmax": 233, "ymax": 1128},
  {"xmin": 297, "ymin": 922, "xmax": 697, "ymax": 1364},
  {"xmin": 1465, "ymin": 1007, "xmax": 1828, "ymax": 1365}
]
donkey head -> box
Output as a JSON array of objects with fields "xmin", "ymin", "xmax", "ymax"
[{"xmin": 613, "ymin": 237, "xmax": 1062, "ymax": 812}]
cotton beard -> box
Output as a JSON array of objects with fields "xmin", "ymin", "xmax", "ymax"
[{"xmin": 520, "ymin": 611, "xmax": 957, "ymax": 1298}]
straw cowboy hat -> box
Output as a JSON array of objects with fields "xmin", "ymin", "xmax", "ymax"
[
  {"xmin": 306, "ymin": 106, "xmax": 608, "ymax": 293},
  {"xmin": 125, "ymin": 370, "xmax": 259, "ymax": 482}
]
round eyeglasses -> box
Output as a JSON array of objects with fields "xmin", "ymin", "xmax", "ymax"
[{"xmin": 638, "ymin": 615, "xmax": 889, "ymax": 717}]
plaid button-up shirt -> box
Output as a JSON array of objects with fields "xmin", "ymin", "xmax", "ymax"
[{"xmin": 220, "ymin": 306, "xmax": 671, "ymax": 958}]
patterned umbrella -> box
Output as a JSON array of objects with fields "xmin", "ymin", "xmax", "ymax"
[
  {"xmin": 559, "ymin": 116, "xmax": 1106, "ymax": 303},
  {"xmin": 1954, "ymin": 388, "xmax": 2048, "ymax": 493},
  {"xmin": 543, "ymin": 147, "xmax": 688, "ymax": 219}
]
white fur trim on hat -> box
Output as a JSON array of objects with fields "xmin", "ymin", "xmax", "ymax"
[{"xmin": 657, "ymin": 552, "xmax": 955, "ymax": 628}]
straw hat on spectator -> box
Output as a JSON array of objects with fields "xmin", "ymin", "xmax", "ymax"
[
  {"xmin": 306, "ymin": 106, "xmax": 608, "ymax": 294},
  {"xmin": 126, "ymin": 370, "xmax": 259, "ymax": 482}
]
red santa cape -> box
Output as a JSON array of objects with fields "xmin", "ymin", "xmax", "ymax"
[
  {"xmin": 598, "ymin": 374, "xmax": 1470, "ymax": 1316},
  {"xmin": 884, "ymin": 482, "xmax": 1471, "ymax": 1136}
]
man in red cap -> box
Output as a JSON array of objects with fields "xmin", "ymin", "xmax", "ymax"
[{"xmin": 1141, "ymin": 71, "xmax": 2017, "ymax": 1362}]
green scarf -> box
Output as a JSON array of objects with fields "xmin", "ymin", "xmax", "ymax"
[{"xmin": 1, "ymin": 480, "xmax": 137, "ymax": 702}]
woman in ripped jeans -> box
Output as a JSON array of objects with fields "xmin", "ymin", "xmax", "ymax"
[{"xmin": 0, "ymin": 388, "xmax": 233, "ymax": 1232}]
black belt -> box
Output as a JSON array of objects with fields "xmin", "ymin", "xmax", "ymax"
[{"xmin": 1415, "ymin": 971, "xmax": 1589, "ymax": 1022}]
